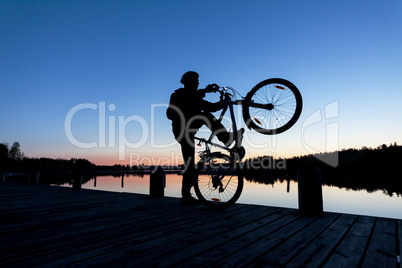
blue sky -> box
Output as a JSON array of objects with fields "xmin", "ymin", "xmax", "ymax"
[{"xmin": 1, "ymin": 0, "xmax": 402, "ymax": 165}]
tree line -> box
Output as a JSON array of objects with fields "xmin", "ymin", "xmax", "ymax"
[
  {"xmin": 1, "ymin": 142, "xmax": 96, "ymax": 173},
  {"xmin": 241, "ymin": 143, "xmax": 402, "ymax": 196},
  {"xmin": 0, "ymin": 142, "xmax": 25, "ymax": 161},
  {"xmin": 1, "ymin": 141, "xmax": 401, "ymax": 195}
]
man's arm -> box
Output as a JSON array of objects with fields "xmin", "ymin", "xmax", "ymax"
[
  {"xmin": 198, "ymin": 83, "xmax": 219, "ymax": 96},
  {"xmin": 198, "ymin": 84, "xmax": 224, "ymax": 113},
  {"xmin": 200, "ymin": 99, "xmax": 225, "ymax": 113}
]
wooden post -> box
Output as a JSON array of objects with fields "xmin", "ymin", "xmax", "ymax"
[
  {"xmin": 73, "ymin": 172, "xmax": 83, "ymax": 190},
  {"xmin": 28, "ymin": 172, "xmax": 39, "ymax": 184},
  {"xmin": 34, "ymin": 172, "xmax": 40, "ymax": 184},
  {"xmin": 149, "ymin": 168, "xmax": 165, "ymax": 198},
  {"xmin": 297, "ymin": 168, "xmax": 323, "ymax": 216}
]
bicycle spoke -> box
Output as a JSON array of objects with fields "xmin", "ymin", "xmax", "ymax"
[
  {"xmin": 249, "ymin": 81, "xmax": 299, "ymax": 130},
  {"xmin": 195, "ymin": 153, "xmax": 243, "ymax": 209}
]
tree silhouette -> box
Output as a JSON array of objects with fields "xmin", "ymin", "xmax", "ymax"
[
  {"xmin": 9, "ymin": 142, "xmax": 24, "ymax": 160},
  {"xmin": 0, "ymin": 143, "xmax": 9, "ymax": 161}
]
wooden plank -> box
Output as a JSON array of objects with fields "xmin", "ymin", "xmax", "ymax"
[
  {"xmin": 285, "ymin": 214, "xmax": 357, "ymax": 267},
  {"xmin": 1, "ymin": 183, "xmax": 400, "ymax": 267},
  {"xmin": 0, "ymin": 199, "xmax": 211, "ymax": 261},
  {"xmin": 0, "ymin": 191, "xmax": 183, "ymax": 236},
  {"xmin": 135, "ymin": 209, "xmax": 298, "ymax": 268},
  {"xmin": 3, "ymin": 204, "xmax": 269, "ymax": 266},
  {"xmin": 179, "ymin": 214, "xmax": 316, "ymax": 268},
  {"xmin": 1, "ymin": 194, "xmax": 147, "ymax": 225},
  {"xmin": 40, "ymin": 206, "xmax": 286, "ymax": 267},
  {"xmin": 0, "ymin": 205, "xmax": 251, "ymax": 264},
  {"xmin": 0, "ymin": 186, "xmax": 146, "ymax": 212},
  {"xmin": 246, "ymin": 213, "xmax": 340, "ymax": 267},
  {"xmin": 0, "ymin": 191, "xmax": 237, "ymax": 264},
  {"xmin": 1, "ymin": 184, "xmax": 203, "ymax": 261},
  {"xmin": 362, "ymin": 218, "xmax": 398, "ymax": 268},
  {"xmin": 323, "ymin": 216, "xmax": 376, "ymax": 268}
]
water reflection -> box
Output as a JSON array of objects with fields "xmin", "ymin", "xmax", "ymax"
[
  {"xmin": 243, "ymin": 169, "xmax": 402, "ymax": 197},
  {"xmin": 81, "ymin": 173, "xmax": 153, "ymax": 195},
  {"xmin": 53, "ymin": 173, "xmax": 402, "ymax": 220}
]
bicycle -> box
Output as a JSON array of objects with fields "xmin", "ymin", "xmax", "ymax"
[{"xmin": 193, "ymin": 78, "xmax": 303, "ymax": 209}]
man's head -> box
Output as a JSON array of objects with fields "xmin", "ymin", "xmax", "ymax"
[{"xmin": 180, "ymin": 71, "xmax": 199, "ymax": 90}]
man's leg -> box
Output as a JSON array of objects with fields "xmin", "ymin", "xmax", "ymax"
[
  {"xmin": 180, "ymin": 140, "xmax": 195, "ymax": 198},
  {"xmin": 200, "ymin": 111, "xmax": 227, "ymax": 138},
  {"xmin": 200, "ymin": 111, "xmax": 244, "ymax": 147}
]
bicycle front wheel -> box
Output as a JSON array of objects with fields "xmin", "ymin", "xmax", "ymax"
[
  {"xmin": 242, "ymin": 78, "xmax": 302, "ymax": 135},
  {"xmin": 194, "ymin": 153, "xmax": 243, "ymax": 210}
]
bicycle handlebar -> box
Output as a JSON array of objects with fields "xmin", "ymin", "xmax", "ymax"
[{"xmin": 212, "ymin": 87, "xmax": 233, "ymax": 101}]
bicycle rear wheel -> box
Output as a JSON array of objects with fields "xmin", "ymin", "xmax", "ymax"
[
  {"xmin": 194, "ymin": 153, "xmax": 243, "ymax": 210},
  {"xmin": 242, "ymin": 78, "xmax": 302, "ymax": 135}
]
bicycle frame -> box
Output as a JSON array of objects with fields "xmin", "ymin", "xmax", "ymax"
[{"xmin": 194, "ymin": 97, "xmax": 244, "ymax": 154}]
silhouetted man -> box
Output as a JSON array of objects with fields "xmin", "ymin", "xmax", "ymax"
[{"xmin": 167, "ymin": 71, "xmax": 244, "ymax": 205}]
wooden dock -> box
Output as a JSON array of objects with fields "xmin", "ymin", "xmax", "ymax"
[{"xmin": 0, "ymin": 182, "xmax": 401, "ymax": 267}]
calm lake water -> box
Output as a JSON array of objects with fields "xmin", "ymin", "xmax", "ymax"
[{"xmin": 60, "ymin": 173, "xmax": 402, "ymax": 219}]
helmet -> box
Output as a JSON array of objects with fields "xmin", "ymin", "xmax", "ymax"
[{"xmin": 180, "ymin": 71, "xmax": 199, "ymax": 85}]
